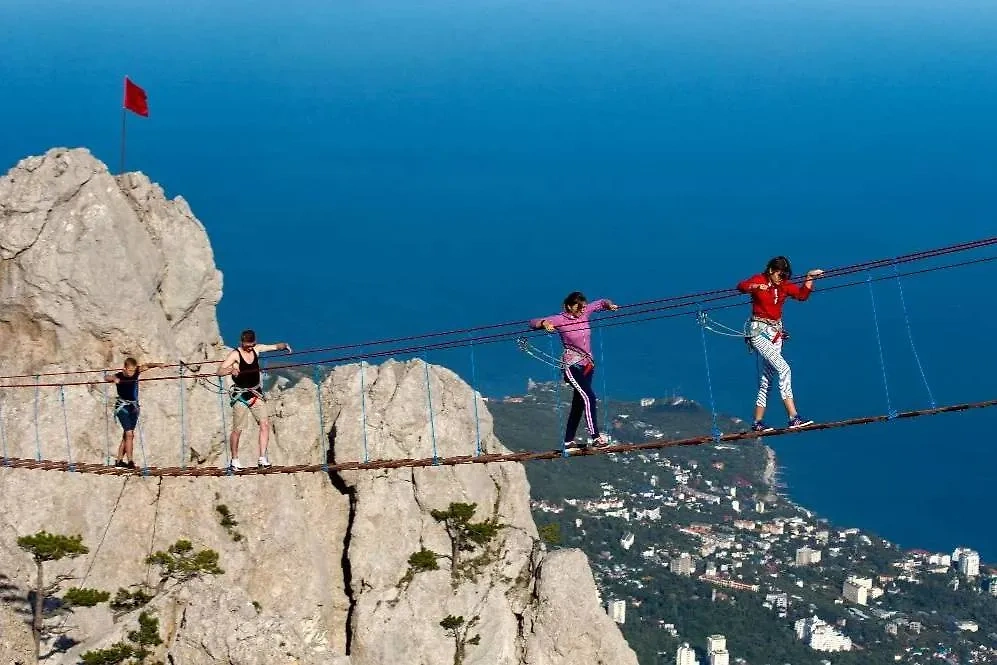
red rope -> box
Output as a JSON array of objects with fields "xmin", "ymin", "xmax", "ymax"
[{"xmin": 2, "ymin": 236, "xmax": 996, "ymax": 387}]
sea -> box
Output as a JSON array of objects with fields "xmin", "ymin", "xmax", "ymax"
[{"xmin": 2, "ymin": 0, "xmax": 996, "ymax": 558}]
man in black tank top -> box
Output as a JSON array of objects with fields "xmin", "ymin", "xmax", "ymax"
[{"xmin": 217, "ymin": 329, "xmax": 292, "ymax": 470}]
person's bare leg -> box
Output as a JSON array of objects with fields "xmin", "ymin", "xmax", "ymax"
[
  {"xmin": 124, "ymin": 431, "xmax": 135, "ymax": 462},
  {"xmin": 258, "ymin": 418, "xmax": 270, "ymax": 458}
]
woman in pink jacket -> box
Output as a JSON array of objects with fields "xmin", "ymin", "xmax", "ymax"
[{"xmin": 530, "ymin": 291, "xmax": 619, "ymax": 449}]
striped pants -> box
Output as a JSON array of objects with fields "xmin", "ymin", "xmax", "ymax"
[
  {"xmin": 563, "ymin": 364, "xmax": 599, "ymax": 441},
  {"xmin": 749, "ymin": 321, "xmax": 793, "ymax": 408}
]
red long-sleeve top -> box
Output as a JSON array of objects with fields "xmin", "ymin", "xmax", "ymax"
[{"xmin": 737, "ymin": 273, "xmax": 812, "ymax": 320}]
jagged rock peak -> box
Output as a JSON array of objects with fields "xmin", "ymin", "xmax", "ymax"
[{"xmin": 0, "ymin": 148, "xmax": 638, "ymax": 665}]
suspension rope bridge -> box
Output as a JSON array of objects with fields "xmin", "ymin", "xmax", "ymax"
[
  {"xmin": 0, "ymin": 235, "xmax": 993, "ymax": 477},
  {"xmin": 0, "ymin": 398, "xmax": 993, "ymax": 477}
]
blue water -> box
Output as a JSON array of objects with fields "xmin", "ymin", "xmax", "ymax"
[{"xmin": 2, "ymin": 1, "xmax": 996, "ymax": 557}]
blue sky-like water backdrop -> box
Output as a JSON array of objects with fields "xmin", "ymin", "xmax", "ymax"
[{"xmin": 2, "ymin": 0, "xmax": 996, "ymax": 558}]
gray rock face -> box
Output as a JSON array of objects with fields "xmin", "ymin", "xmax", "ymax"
[
  {"xmin": 0, "ymin": 148, "xmax": 226, "ymax": 468},
  {"xmin": 0, "ymin": 600, "xmax": 34, "ymax": 665},
  {"xmin": 0, "ymin": 148, "xmax": 637, "ymax": 665}
]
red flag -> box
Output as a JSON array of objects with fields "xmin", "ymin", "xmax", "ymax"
[{"xmin": 123, "ymin": 77, "xmax": 149, "ymax": 117}]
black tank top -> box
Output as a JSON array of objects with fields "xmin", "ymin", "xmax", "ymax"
[{"xmin": 233, "ymin": 349, "xmax": 260, "ymax": 389}]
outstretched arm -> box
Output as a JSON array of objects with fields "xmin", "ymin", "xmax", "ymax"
[
  {"xmin": 587, "ymin": 298, "xmax": 619, "ymax": 313},
  {"xmin": 138, "ymin": 361, "xmax": 167, "ymax": 373},
  {"xmin": 529, "ymin": 313, "xmax": 565, "ymax": 333},
  {"xmin": 255, "ymin": 342, "xmax": 292, "ymax": 354},
  {"xmin": 785, "ymin": 269, "xmax": 823, "ymax": 301},
  {"xmin": 217, "ymin": 350, "xmax": 241, "ymax": 377}
]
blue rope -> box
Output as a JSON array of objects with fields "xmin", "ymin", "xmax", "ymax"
[
  {"xmin": 359, "ymin": 350, "xmax": 370, "ymax": 463},
  {"xmin": 697, "ymin": 308, "xmax": 722, "ymax": 441},
  {"xmin": 217, "ymin": 378, "xmax": 232, "ymax": 476},
  {"xmin": 101, "ymin": 371, "xmax": 112, "ymax": 465},
  {"xmin": 136, "ymin": 417, "xmax": 150, "ymax": 476},
  {"xmin": 314, "ymin": 366, "xmax": 329, "ymax": 472},
  {"xmin": 550, "ymin": 336, "xmax": 568, "ymax": 458},
  {"xmin": 597, "ymin": 325, "xmax": 610, "ymax": 442},
  {"xmin": 59, "ymin": 386, "xmax": 75, "ymax": 472},
  {"xmin": 468, "ymin": 334, "xmax": 482, "ymax": 456},
  {"xmin": 893, "ymin": 264, "xmax": 936, "ymax": 408},
  {"xmin": 0, "ymin": 395, "xmax": 7, "ymax": 466},
  {"xmin": 259, "ymin": 357, "xmax": 268, "ymax": 462},
  {"xmin": 424, "ymin": 359, "xmax": 439, "ymax": 464},
  {"xmin": 867, "ymin": 275, "xmax": 897, "ymax": 419},
  {"xmin": 178, "ymin": 362, "xmax": 188, "ymax": 467},
  {"xmin": 33, "ymin": 375, "xmax": 41, "ymax": 462}
]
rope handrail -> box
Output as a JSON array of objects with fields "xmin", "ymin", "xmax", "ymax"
[
  {"xmin": 3, "ymin": 250, "xmax": 993, "ymax": 390},
  {"xmin": 0, "ymin": 397, "xmax": 993, "ymax": 477},
  {"xmin": 0, "ymin": 235, "xmax": 993, "ymax": 382}
]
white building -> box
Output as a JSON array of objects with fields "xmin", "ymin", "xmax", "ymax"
[
  {"xmin": 987, "ymin": 576, "xmax": 997, "ymax": 596},
  {"xmin": 929, "ymin": 553, "xmax": 952, "ymax": 567},
  {"xmin": 796, "ymin": 546, "xmax": 822, "ymax": 566},
  {"xmin": 706, "ymin": 635, "xmax": 726, "ymax": 654},
  {"xmin": 670, "ymin": 553, "xmax": 694, "ymax": 576},
  {"xmin": 795, "ymin": 616, "xmax": 853, "ymax": 652},
  {"xmin": 709, "ymin": 651, "xmax": 730, "ymax": 665},
  {"xmin": 959, "ymin": 550, "xmax": 981, "ymax": 577},
  {"xmin": 607, "ymin": 599, "xmax": 626, "ymax": 624},
  {"xmin": 843, "ymin": 576, "xmax": 872, "ymax": 605},
  {"xmin": 676, "ymin": 642, "xmax": 699, "ymax": 665},
  {"xmin": 754, "ymin": 501, "xmax": 765, "ymax": 513},
  {"xmin": 730, "ymin": 499, "xmax": 741, "ymax": 513},
  {"xmin": 620, "ymin": 532, "xmax": 635, "ymax": 551}
]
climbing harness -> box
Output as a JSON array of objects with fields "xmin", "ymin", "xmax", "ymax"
[
  {"xmin": 697, "ymin": 311, "xmax": 790, "ymax": 354},
  {"xmin": 229, "ymin": 385, "xmax": 265, "ymax": 409},
  {"xmin": 113, "ymin": 398, "xmax": 140, "ymax": 417},
  {"xmin": 517, "ymin": 336, "xmax": 565, "ymax": 370}
]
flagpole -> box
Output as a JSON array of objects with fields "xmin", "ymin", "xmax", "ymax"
[{"xmin": 120, "ymin": 107, "xmax": 127, "ymax": 175}]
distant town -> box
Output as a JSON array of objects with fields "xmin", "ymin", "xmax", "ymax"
[{"xmin": 489, "ymin": 382, "xmax": 997, "ymax": 665}]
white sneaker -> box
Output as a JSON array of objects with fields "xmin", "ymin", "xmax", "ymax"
[
  {"xmin": 230, "ymin": 459, "xmax": 243, "ymax": 471},
  {"xmin": 258, "ymin": 456, "xmax": 271, "ymax": 468},
  {"xmin": 589, "ymin": 434, "xmax": 611, "ymax": 448}
]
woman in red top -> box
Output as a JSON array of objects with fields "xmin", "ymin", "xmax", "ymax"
[{"xmin": 737, "ymin": 256, "xmax": 823, "ymax": 431}]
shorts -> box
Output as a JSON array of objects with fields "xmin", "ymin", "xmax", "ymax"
[
  {"xmin": 231, "ymin": 396, "xmax": 270, "ymax": 432},
  {"xmin": 115, "ymin": 405, "xmax": 139, "ymax": 432}
]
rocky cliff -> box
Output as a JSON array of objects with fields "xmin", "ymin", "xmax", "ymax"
[{"xmin": 0, "ymin": 149, "xmax": 638, "ymax": 665}]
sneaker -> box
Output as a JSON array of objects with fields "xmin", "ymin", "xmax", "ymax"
[
  {"xmin": 751, "ymin": 421, "xmax": 774, "ymax": 433},
  {"xmin": 564, "ymin": 440, "xmax": 587, "ymax": 451},
  {"xmin": 258, "ymin": 456, "xmax": 272, "ymax": 468},
  {"xmin": 113, "ymin": 460, "xmax": 126, "ymax": 468},
  {"xmin": 589, "ymin": 434, "xmax": 611, "ymax": 448},
  {"xmin": 230, "ymin": 459, "xmax": 244, "ymax": 471},
  {"xmin": 126, "ymin": 461, "xmax": 136, "ymax": 469},
  {"xmin": 788, "ymin": 416, "xmax": 814, "ymax": 429}
]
